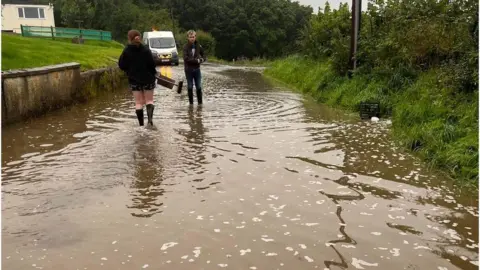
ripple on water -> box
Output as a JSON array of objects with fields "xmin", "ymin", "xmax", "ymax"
[{"xmin": 1, "ymin": 66, "xmax": 477, "ymax": 270}]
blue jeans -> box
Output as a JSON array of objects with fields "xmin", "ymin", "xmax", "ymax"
[
  {"xmin": 185, "ymin": 68, "xmax": 202, "ymax": 104},
  {"xmin": 185, "ymin": 68, "xmax": 202, "ymax": 91}
]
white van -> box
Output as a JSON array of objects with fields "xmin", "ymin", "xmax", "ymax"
[{"xmin": 143, "ymin": 31, "xmax": 179, "ymax": 66}]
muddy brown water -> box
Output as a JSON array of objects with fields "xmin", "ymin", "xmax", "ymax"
[{"xmin": 2, "ymin": 63, "xmax": 478, "ymax": 270}]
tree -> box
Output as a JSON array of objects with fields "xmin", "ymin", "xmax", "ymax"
[{"xmin": 58, "ymin": 0, "xmax": 95, "ymax": 28}]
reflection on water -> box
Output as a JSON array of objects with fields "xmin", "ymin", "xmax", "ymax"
[
  {"xmin": 177, "ymin": 105, "xmax": 209, "ymax": 178},
  {"xmin": 159, "ymin": 66, "xmax": 172, "ymax": 78},
  {"xmin": 1, "ymin": 64, "xmax": 478, "ymax": 270},
  {"xmin": 127, "ymin": 132, "xmax": 166, "ymax": 218},
  {"xmin": 320, "ymin": 175, "xmax": 363, "ymax": 269}
]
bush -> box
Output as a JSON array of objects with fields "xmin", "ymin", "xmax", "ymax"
[{"xmin": 265, "ymin": 55, "xmax": 478, "ymax": 185}]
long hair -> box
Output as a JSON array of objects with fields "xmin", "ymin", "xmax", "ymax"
[{"xmin": 128, "ymin": 29, "xmax": 142, "ymax": 45}]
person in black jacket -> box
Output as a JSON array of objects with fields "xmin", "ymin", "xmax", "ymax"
[
  {"xmin": 118, "ymin": 29, "xmax": 158, "ymax": 126},
  {"xmin": 183, "ymin": 30, "xmax": 206, "ymax": 105}
]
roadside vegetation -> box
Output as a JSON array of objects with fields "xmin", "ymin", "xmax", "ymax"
[{"xmin": 265, "ymin": 0, "xmax": 478, "ymax": 186}]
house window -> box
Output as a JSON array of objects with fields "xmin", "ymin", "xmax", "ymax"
[{"xmin": 18, "ymin": 7, "xmax": 45, "ymax": 19}]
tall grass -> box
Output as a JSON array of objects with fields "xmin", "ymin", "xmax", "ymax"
[
  {"xmin": 264, "ymin": 55, "xmax": 478, "ymax": 186},
  {"xmin": 1, "ymin": 34, "xmax": 124, "ymax": 71}
]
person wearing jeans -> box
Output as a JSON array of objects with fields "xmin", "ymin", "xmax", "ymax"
[{"xmin": 183, "ymin": 30, "xmax": 206, "ymax": 105}]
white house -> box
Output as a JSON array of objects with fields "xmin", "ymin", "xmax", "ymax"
[{"xmin": 1, "ymin": 2, "xmax": 55, "ymax": 34}]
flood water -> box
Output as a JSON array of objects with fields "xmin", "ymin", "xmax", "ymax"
[{"xmin": 2, "ymin": 63, "xmax": 478, "ymax": 270}]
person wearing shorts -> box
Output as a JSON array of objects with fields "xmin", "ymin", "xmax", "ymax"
[{"xmin": 119, "ymin": 29, "xmax": 158, "ymax": 126}]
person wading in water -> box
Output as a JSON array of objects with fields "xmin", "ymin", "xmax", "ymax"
[
  {"xmin": 183, "ymin": 30, "xmax": 206, "ymax": 105},
  {"xmin": 118, "ymin": 30, "xmax": 158, "ymax": 126}
]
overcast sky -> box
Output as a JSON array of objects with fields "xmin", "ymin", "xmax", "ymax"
[{"xmin": 296, "ymin": 0, "xmax": 369, "ymax": 13}]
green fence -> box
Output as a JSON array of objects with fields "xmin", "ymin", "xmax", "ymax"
[{"xmin": 21, "ymin": 25, "xmax": 112, "ymax": 41}]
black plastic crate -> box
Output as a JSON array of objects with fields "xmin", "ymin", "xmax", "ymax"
[{"xmin": 359, "ymin": 102, "xmax": 380, "ymax": 120}]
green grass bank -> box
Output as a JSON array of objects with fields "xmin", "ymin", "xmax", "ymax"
[
  {"xmin": 1, "ymin": 34, "xmax": 124, "ymax": 71},
  {"xmin": 264, "ymin": 55, "xmax": 478, "ymax": 186}
]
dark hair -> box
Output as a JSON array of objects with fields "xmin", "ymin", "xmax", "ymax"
[{"xmin": 128, "ymin": 29, "xmax": 142, "ymax": 45}]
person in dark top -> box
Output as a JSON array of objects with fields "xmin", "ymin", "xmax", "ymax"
[
  {"xmin": 118, "ymin": 29, "xmax": 158, "ymax": 127},
  {"xmin": 183, "ymin": 30, "xmax": 206, "ymax": 105}
]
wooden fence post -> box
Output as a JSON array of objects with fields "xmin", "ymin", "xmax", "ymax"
[
  {"xmin": 50, "ymin": 26, "xmax": 55, "ymax": 40},
  {"xmin": 20, "ymin": 24, "xmax": 24, "ymax": 36}
]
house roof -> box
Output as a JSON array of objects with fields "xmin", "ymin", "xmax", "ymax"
[{"xmin": 2, "ymin": 0, "xmax": 51, "ymax": 5}]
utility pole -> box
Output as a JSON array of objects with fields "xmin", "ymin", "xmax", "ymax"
[
  {"xmin": 75, "ymin": 19, "xmax": 83, "ymax": 29},
  {"xmin": 349, "ymin": 0, "xmax": 362, "ymax": 72},
  {"xmin": 170, "ymin": 7, "xmax": 176, "ymax": 33}
]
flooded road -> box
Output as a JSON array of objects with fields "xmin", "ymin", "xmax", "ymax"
[{"xmin": 2, "ymin": 63, "xmax": 478, "ymax": 270}]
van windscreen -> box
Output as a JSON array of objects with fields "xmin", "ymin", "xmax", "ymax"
[{"xmin": 150, "ymin": 37, "xmax": 175, "ymax": 49}]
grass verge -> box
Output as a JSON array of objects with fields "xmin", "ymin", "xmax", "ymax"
[
  {"xmin": 264, "ymin": 55, "xmax": 478, "ymax": 187},
  {"xmin": 1, "ymin": 34, "xmax": 124, "ymax": 71}
]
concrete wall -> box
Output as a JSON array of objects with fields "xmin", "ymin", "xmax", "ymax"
[
  {"xmin": 1, "ymin": 63, "xmax": 126, "ymax": 126},
  {"xmin": 1, "ymin": 4, "xmax": 55, "ymax": 33}
]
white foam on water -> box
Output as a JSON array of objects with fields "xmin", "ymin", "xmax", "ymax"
[
  {"xmin": 193, "ymin": 247, "xmax": 201, "ymax": 258},
  {"xmin": 160, "ymin": 242, "xmax": 178, "ymax": 251},
  {"xmin": 388, "ymin": 215, "xmax": 405, "ymax": 220},
  {"xmin": 305, "ymin": 256, "xmax": 314, "ymax": 262},
  {"xmin": 390, "ymin": 248, "xmax": 400, "ymax": 257},
  {"xmin": 414, "ymin": 246, "xmax": 431, "ymax": 250},
  {"xmin": 443, "ymin": 229, "xmax": 462, "ymax": 240},
  {"xmin": 351, "ymin": 258, "xmax": 379, "ymax": 269},
  {"xmin": 240, "ymin": 249, "xmax": 251, "ymax": 256}
]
